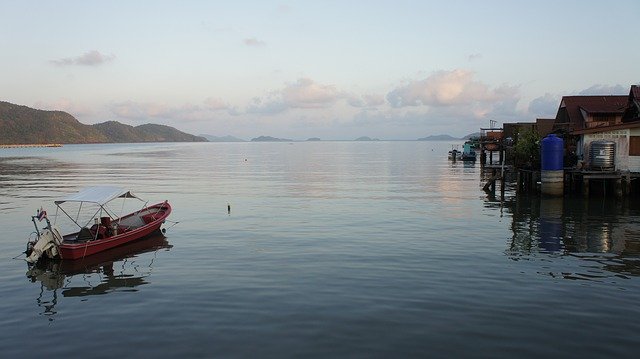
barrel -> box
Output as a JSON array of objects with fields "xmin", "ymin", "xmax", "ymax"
[
  {"xmin": 541, "ymin": 134, "xmax": 563, "ymax": 171},
  {"xmin": 589, "ymin": 141, "xmax": 615, "ymax": 171}
]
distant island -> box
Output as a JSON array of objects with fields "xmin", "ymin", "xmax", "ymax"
[
  {"xmin": 417, "ymin": 133, "xmax": 479, "ymax": 141},
  {"xmin": 251, "ymin": 136, "xmax": 293, "ymax": 142},
  {"xmin": 199, "ymin": 134, "xmax": 246, "ymax": 142},
  {"xmin": 0, "ymin": 101, "xmax": 207, "ymax": 144},
  {"xmin": 462, "ymin": 132, "xmax": 481, "ymax": 140},
  {"xmin": 306, "ymin": 137, "xmax": 321, "ymax": 141},
  {"xmin": 417, "ymin": 134, "xmax": 458, "ymax": 141},
  {"xmin": 355, "ymin": 136, "xmax": 380, "ymax": 141}
]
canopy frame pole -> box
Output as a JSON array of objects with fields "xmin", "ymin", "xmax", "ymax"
[
  {"xmin": 75, "ymin": 202, "xmax": 83, "ymax": 223},
  {"xmin": 58, "ymin": 205, "xmax": 82, "ymax": 229},
  {"xmin": 83, "ymin": 206, "xmax": 105, "ymax": 228}
]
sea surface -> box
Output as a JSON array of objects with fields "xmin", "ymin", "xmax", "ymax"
[{"xmin": 1, "ymin": 141, "xmax": 639, "ymax": 358}]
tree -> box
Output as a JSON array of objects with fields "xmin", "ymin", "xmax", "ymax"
[{"xmin": 513, "ymin": 129, "xmax": 540, "ymax": 169}]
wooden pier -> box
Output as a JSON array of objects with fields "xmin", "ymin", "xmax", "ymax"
[
  {"xmin": 0, "ymin": 143, "xmax": 62, "ymax": 148},
  {"xmin": 514, "ymin": 168, "xmax": 639, "ymax": 198}
]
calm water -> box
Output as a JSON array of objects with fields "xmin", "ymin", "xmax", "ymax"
[{"xmin": 1, "ymin": 142, "xmax": 640, "ymax": 358}]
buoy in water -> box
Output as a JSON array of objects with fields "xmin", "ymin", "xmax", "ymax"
[{"xmin": 227, "ymin": 203, "xmax": 231, "ymax": 214}]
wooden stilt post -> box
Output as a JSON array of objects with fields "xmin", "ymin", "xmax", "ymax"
[
  {"xmin": 491, "ymin": 169, "xmax": 496, "ymax": 193},
  {"xmin": 615, "ymin": 178, "xmax": 623, "ymax": 198},
  {"xmin": 583, "ymin": 177, "xmax": 589, "ymax": 198}
]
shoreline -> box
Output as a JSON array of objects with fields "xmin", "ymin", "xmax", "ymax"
[{"xmin": 0, "ymin": 143, "xmax": 62, "ymax": 148}]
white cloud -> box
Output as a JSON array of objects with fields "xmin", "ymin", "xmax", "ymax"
[
  {"xmin": 528, "ymin": 93, "xmax": 558, "ymax": 117},
  {"xmin": 243, "ymin": 38, "xmax": 265, "ymax": 47},
  {"xmin": 579, "ymin": 84, "xmax": 627, "ymax": 95},
  {"xmin": 385, "ymin": 69, "xmax": 521, "ymax": 125},
  {"xmin": 348, "ymin": 94, "xmax": 385, "ymax": 108},
  {"xmin": 33, "ymin": 99, "xmax": 94, "ymax": 117},
  {"xmin": 387, "ymin": 69, "xmax": 510, "ymax": 108},
  {"xmin": 108, "ymin": 101, "xmax": 213, "ymax": 123},
  {"xmin": 468, "ymin": 53, "xmax": 482, "ymax": 61},
  {"xmin": 276, "ymin": 4, "xmax": 291, "ymax": 13},
  {"xmin": 282, "ymin": 78, "xmax": 341, "ymax": 108},
  {"xmin": 50, "ymin": 50, "xmax": 116, "ymax": 66},
  {"xmin": 246, "ymin": 97, "xmax": 288, "ymax": 115},
  {"xmin": 245, "ymin": 78, "xmax": 343, "ymax": 115},
  {"xmin": 204, "ymin": 97, "xmax": 229, "ymax": 111}
]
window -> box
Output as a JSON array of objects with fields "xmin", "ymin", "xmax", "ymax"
[{"xmin": 630, "ymin": 136, "xmax": 640, "ymax": 156}]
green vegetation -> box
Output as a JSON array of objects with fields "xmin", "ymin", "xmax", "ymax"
[
  {"xmin": 0, "ymin": 101, "xmax": 207, "ymax": 144},
  {"xmin": 512, "ymin": 128, "xmax": 540, "ymax": 169}
]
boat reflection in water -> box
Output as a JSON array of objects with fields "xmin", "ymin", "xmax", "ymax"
[
  {"xmin": 499, "ymin": 195, "xmax": 640, "ymax": 280},
  {"xmin": 26, "ymin": 234, "xmax": 172, "ymax": 320}
]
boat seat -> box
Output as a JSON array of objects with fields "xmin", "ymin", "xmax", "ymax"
[{"xmin": 76, "ymin": 227, "xmax": 94, "ymax": 242}]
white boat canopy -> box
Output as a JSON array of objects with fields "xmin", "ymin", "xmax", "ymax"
[{"xmin": 55, "ymin": 186, "xmax": 140, "ymax": 206}]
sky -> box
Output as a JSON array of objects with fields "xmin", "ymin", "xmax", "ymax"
[{"xmin": 1, "ymin": 0, "xmax": 638, "ymax": 140}]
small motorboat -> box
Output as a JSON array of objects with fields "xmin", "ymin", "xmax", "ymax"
[
  {"xmin": 448, "ymin": 145, "xmax": 461, "ymax": 161},
  {"xmin": 26, "ymin": 186, "xmax": 171, "ymax": 263},
  {"xmin": 460, "ymin": 141, "xmax": 477, "ymax": 161}
]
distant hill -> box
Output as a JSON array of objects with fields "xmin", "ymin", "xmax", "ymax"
[
  {"xmin": 0, "ymin": 101, "xmax": 206, "ymax": 144},
  {"xmin": 417, "ymin": 134, "xmax": 458, "ymax": 141},
  {"xmin": 355, "ymin": 136, "xmax": 380, "ymax": 141},
  {"xmin": 306, "ymin": 137, "xmax": 321, "ymax": 141},
  {"xmin": 199, "ymin": 134, "xmax": 246, "ymax": 142},
  {"xmin": 417, "ymin": 132, "xmax": 480, "ymax": 141},
  {"xmin": 251, "ymin": 135, "xmax": 293, "ymax": 142},
  {"xmin": 462, "ymin": 132, "xmax": 481, "ymax": 140}
]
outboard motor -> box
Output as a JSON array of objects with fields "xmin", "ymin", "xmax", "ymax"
[{"xmin": 26, "ymin": 227, "xmax": 63, "ymax": 264}]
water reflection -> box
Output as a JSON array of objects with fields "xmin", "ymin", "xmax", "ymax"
[
  {"xmin": 26, "ymin": 234, "xmax": 171, "ymax": 321},
  {"xmin": 500, "ymin": 195, "xmax": 640, "ymax": 280}
]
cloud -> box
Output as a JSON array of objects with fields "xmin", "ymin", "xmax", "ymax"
[
  {"xmin": 50, "ymin": 50, "xmax": 116, "ymax": 66},
  {"xmin": 246, "ymin": 97, "xmax": 288, "ymax": 115},
  {"xmin": 243, "ymin": 38, "xmax": 265, "ymax": 47},
  {"xmin": 109, "ymin": 101, "xmax": 216, "ymax": 123},
  {"xmin": 276, "ymin": 4, "xmax": 291, "ymax": 13},
  {"xmin": 385, "ymin": 69, "xmax": 520, "ymax": 122},
  {"xmin": 245, "ymin": 78, "xmax": 343, "ymax": 115},
  {"xmin": 579, "ymin": 84, "xmax": 627, "ymax": 95},
  {"xmin": 282, "ymin": 78, "xmax": 341, "ymax": 108},
  {"xmin": 468, "ymin": 53, "xmax": 482, "ymax": 61},
  {"xmin": 528, "ymin": 93, "xmax": 558, "ymax": 117},
  {"xmin": 348, "ymin": 94, "xmax": 385, "ymax": 108},
  {"xmin": 33, "ymin": 99, "xmax": 93, "ymax": 117},
  {"xmin": 110, "ymin": 101, "xmax": 173, "ymax": 120},
  {"xmin": 204, "ymin": 97, "xmax": 229, "ymax": 111}
]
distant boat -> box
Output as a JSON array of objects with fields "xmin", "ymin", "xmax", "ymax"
[
  {"xmin": 448, "ymin": 145, "xmax": 461, "ymax": 161},
  {"xmin": 25, "ymin": 186, "xmax": 171, "ymax": 263},
  {"xmin": 460, "ymin": 141, "xmax": 477, "ymax": 161}
]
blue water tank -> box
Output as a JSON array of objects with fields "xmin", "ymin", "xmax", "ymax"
[{"xmin": 541, "ymin": 134, "xmax": 564, "ymax": 171}]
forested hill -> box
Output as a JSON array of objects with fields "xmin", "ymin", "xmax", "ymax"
[{"xmin": 0, "ymin": 101, "xmax": 207, "ymax": 144}]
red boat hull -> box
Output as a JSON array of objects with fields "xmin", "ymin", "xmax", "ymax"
[{"xmin": 58, "ymin": 202, "xmax": 171, "ymax": 260}]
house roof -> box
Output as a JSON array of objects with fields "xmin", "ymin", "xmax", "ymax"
[
  {"xmin": 558, "ymin": 96, "xmax": 627, "ymax": 123},
  {"xmin": 622, "ymin": 85, "xmax": 640, "ymax": 122},
  {"xmin": 631, "ymin": 85, "xmax": 640, "ymax": 99}
]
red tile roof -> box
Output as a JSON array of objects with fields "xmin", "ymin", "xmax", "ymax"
[{"xmin": 557, "ymin": 96, "xmax": 627, "ymax": 129}]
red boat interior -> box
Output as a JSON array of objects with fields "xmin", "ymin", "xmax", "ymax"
[{"xmin": 62, "ymin": 204, "xmax": 169, "ymax": 243}]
